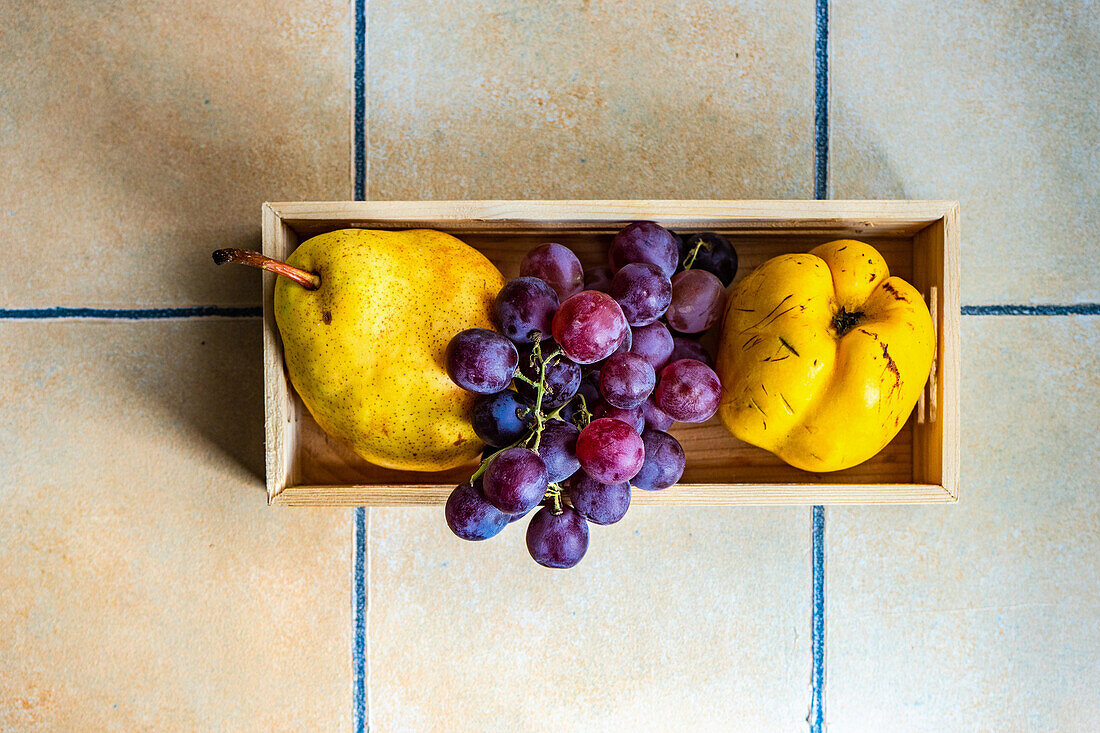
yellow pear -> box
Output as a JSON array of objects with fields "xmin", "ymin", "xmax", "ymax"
[{"xmin": 215, "ymin": 228, "xmax": 504, "ymax": 471}]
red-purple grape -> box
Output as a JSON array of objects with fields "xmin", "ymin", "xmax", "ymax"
[
  {"xmin": 520, "ymin": 243, "xmax": 584, "ymax": 301},
  {"xmin": 494, "ymin": 276, "xmax": 559, "ymax": 344},
  {"xmin": 551, "ymin": 291, "xmax": 629, "ymax": 364},
  {"xmin": 609, "ymin": 221, "xmax": 679, "ymax": 277},
  {"xmin": 576, "ymin": 417, "xmax": 645, "ymax": 483},
  {"xmin": 669, "ymin": 336, "xmax": 713, "ymax": 367},
  {"xmin": 445, "ymin": 328, "xmax": 519, "ymax": 394},
  {"xmin": 631, "ymin": 429, "xmax": 686, "ymax": 491},
  {"xmin": 594, "ymin": 403, "xmax": 645, "ymax": 434},
  {"xmin": 599, "ymin": 352, "xmax": 656, "ymax": 409},
  {"xmin": 641, "ymin": 395, "xmax": 674, "ymax": 431},
  {"xmin": 445, "ymin": 481, "xmax": 510, "ymax": 540},
  {"xmin": 655, "ymin": 359, "xmax": 721, "ymax": 423},
  {"xmin": 515, "ymin": 341, "xmax": 581, "ymax": 408},
  {"xmin": 535, "ymin": 419, "xmax": 581, "ymax": 483},
  {"xmin": 610, "ymin": 322, "xmax": 633, "ymax": 356},
  {"xmin": 567, "ymin": 473, "xmax": 631, "ymax": 525},
  {"xmin": 666, "ymin": 269, "xmax": 726, "ymax": 334},
  {"xmin": 630, "ymin": 321, "xmax": 674, "ymax": 371},
  {"xmin": 608, "ymin": 262, "xmax": 672, "ymax": 326},
  {"xmin": 483, "ymin": 447, "xmax": 548, "ymax": 515},
  {"xmin": 526, "ymin": 506, "xmax": 589, "ymax": 568},
  {"xmin": 678, "ymin": 232, "xmax": 739, "ymax": 286}
]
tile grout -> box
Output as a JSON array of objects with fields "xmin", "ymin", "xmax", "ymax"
[
  {"xmin": 810, "ymin": 0, "xmax": 829, "ymax": 728},
  {"xmin": 352, "ymin": 0, "xmax": 369, "ymax": 730}
]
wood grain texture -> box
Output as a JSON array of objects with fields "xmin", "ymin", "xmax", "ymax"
[{"xmin": 261, "ymin": 200, "xmax": 960, "ymax": 505}]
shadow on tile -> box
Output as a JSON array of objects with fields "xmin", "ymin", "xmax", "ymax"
[
  {"xmin": 119, "ymin": 318, "xmax": 266, "ymax": 487},
  {"xmin": 830, "ymin": 100, "xmax": 909, "ymax": 199}
]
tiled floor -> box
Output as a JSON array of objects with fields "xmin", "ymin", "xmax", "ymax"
[{"xmin": 2, "ymin": 1, "xmax": 1098, "ymax": 732}]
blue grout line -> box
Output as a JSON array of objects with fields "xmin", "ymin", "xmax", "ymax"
[
  {"xmin": 352, "ymin": 0, "xmax": 368, "ymax": 730},
  {"xmin": 962, "ymin": 303, "xmax": 1100, "ymax": 315},
  {"xmin": 353, "ymin": 507, "xmax": 367, "ymax": 733},
  {"xmin": 353, "ymin": 0, "xmax": 366, "ymax": 202},
  {"xmin": 0, "ymin": 306, "xmax": 262, "ymax": 319},
  {"xmin": 810, "ymin": 506, "xmax": 826, "ymax": 732},
  {"xmin": 813, "ymin": 0, "xmax": 829, "ymax": 200},
  {"xmin": 811, "ymin": 0, "xmax": 828, "ymax": 730}
]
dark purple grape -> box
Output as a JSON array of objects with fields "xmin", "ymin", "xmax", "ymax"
[
  {"xmin": 642, "ymin": 395, "xmax": 674, "ymax": 431},
  {"xmin": 520, "ymin": 243, "xmax": 584, "ymax": 301},
  {"xmin": 576, "ymin": 417, "xmax": 645, "ymax": 484},
  {"xmin": 567, "ymin": 473, "xmax": 631, "ymax": 525},
  {"xmin": 471, "ymin": 390, "xmax": 533, "ymax": 447},
  {"xmin": 552, "ymin": 291, "xmax": 630, "ymax": 364},
  {"xmin": 655, "ymin": 359, "xmax": 721, "ymax": 423},
  {"xmin": 526, "ymin": 506, "xmax": 589, "ymax": 569},
  {"xmin": 678, "ymin": 232, "xmax": 738, "ymax": 286},
  {"xmin": 445, "ymin": 481, "xmax": 510, "ymax": 540},
  {"xmin": 669, "ymin": 336, "xmax": 713, "ymax": 367},
  {"xmin": 594, "ymin": 403, "xmax": 645, "ymax": 434},
  {"xmin": 445, "ymin": 328, "xmax": 519, "ymax": 394},
  {"xmin": 666, "ymin": 269, "xmax": 726, "ymax": 334},
  {"xmin": 494, "ymin": 277, "xmax": 559, "ymax": 344},
  {"xmin": 629, "ymin": 321, "xmax": 674, "ymax": 371},
  {"xmin": 483, "ymin": 447, "xmax": 548, "ymax": 515},
  {"xmin": 610, "ymin": 322, "xmax": 633, "ymax": 355},
  {"xmin": 608, "ymin": 262, "xmax": 672, "ymax": 327},
  {"xmin": 632, "ymin": 429, "xmax": 686, "ymax": 491},
  {"xmin": 599, "ymin": 353, "xmax": 656, "ymax": 409},
  {"xmin": 583, "ymin": 266, "xmax": 613, "ymax": 293},
  {"xmin": 609, "ymin": 221, "xmax": 679, "ymax": 277},
  {"xmin": 535, "ymin": 419, "xmax": 580, "ymax": 483},
  {"xmin": 515, "ymin": 341, "xmax": 581, "ymax": 409}
]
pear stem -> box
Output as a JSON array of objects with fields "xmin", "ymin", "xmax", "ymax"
[{"xmin": 211, "ymin": 248, "xmax": 320, "ymax": 290}]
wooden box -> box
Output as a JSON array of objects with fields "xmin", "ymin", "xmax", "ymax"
[{"xmin": 262, "ymin": 201, "xmax": 959, "ymax": 506}]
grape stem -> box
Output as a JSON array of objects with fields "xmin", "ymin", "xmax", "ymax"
[{"xmin": 682, "ymin": 238, "xmax": 709, "ymax": 271}]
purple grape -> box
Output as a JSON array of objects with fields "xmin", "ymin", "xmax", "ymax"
[
  {"xmin": 610, "ymin": 324, "xmax": 633, "ymax": 356},
  {"xmin": 609, "ymin": 221, "xmax": 679, "ymax": 277},
  {"xmin": 551, "ymin": 291, "xmax": 630, "ymax": 364},
  {"xmin": 576, "ymin": 417, "xmax": 645, "ymax": 484},
  {"xmin": 520, "ymin": 243, "xmax": 584, "ymax": 301},
  {"xmin": 666, "ymin": 269, "xmax": 726, "ymax": 334},
  {"xmin": 599, "ymin": 352, "xmax": 656, "ymax": 409},
  {"xmin": 608, "ymin": 262, "xmax": 672, "ymax": 327},
  {"xmin": 445, "ymin": 328, "xmax": 519, "ymax": 394},
  {"xmin": 655, "ymin": 359, "xmax": 721, "ymax": 423},
  {"xmin": 445, "ymin": 481, "xmax": 510, "ymax": 540},
  {"xmin": 472, "ymin": 390, "xmax": 533, "ymax": 447},
  {"xmin": 632, "ymin": 429, "xmax": 686, "ymax": 491},
  {"xmin": 494, "ymin": 277, "xmax": 559, "ymax": 344},
  {"xmin": 594, "ymin": 403, "xmax": 645, "ymax": 434},
  {"xmin": 535, "ymin": 419, "xmax": 581, "ymax": 483},
  {"xmin": 678, "ymin": 232, "xmax": 739, "ymax": 286},
  {"xmin": 567, "ymin": 473, "xmax": 631, "ymax": 525},
  {"xmin": 526, "ymin": 506, "xmax": 589, "ymax": 569},
  {"xmin": 584, "ymin": 266, "xmax": 613, "ymax": 293},
  {"xmin": 669, "ymin": 336, "xmax": 713, "ymax": 367},
  {"xmin": 515, "ymin": 341, "xmax": 581, "ymax": 409},
  {"xmin": 642, "ymin": 395, "xmax": 674, "ymax": 431},
  {"xmin": 630, "ymin": 321, "xmax": 674, "ymax": 371},
  {"xmin": 483, "ymin": 447, "xmax": 549, "ymax": 515}
]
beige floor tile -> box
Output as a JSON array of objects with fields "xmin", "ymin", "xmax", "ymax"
[
  {"xmin": 0, "ymin": 320, "xmax": 350, "ymax": 731},
  {"xmin": 369, "ymin": 505, "xmax": 810, "ymax": 731},
  {"xmin": 366, "ymin": 1, "xmax": 813, "ymax": 200},
  {"xmin": 0, "ymin": 1, "xmax": 351, "ymax": 309},
  {"xmin": 826, "ymin": 317, "xmax": 1100, "ymax": 730},
  {"xmin": 831, "ymin": 1, "xmax": 1100, "ymax": 305}
]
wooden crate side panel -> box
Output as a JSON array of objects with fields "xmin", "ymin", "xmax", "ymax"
[
  {"xmin": 267, "ymin": 200, "xmax": 957, "ymax": 237},
  {"xmin": 270, "ymin": 483, "xmax": 956, "ymax": 507}
]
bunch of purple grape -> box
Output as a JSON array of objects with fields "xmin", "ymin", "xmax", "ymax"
[{"xmin": 444, "ymin": 222, "xmax": 737, "ymax": 569}]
